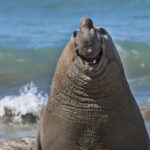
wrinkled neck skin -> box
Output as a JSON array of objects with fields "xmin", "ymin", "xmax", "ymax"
[{"xmin": 49, "ymin": 33, "xmax": 131, "ymax": 120}]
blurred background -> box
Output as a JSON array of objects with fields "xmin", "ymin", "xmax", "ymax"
[{"xmin": 0, "ymin": 0, "xmax": 150, "ymax": 139}]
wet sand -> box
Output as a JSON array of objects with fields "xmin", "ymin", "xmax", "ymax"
[{"xmin": 0, "ymin": 137, "xmax": 35, "ymax": 150}]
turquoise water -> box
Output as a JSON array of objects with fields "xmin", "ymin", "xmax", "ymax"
[{"xmin": 0, "ymin": 0, "xmax": 150, "ymax": 138}]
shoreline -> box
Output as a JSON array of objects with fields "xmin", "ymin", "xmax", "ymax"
[
  {"xmin": 0, "ymin": 137, "xmax": 35, "ymax": 150},
  {"xmin": 0, "ymin": 120, "xmax": 37, "ymax": 140}
]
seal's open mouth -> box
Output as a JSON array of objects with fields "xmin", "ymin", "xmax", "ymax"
[{"xmin": 76, "ymin": 47, "xmax": 102, "ymax": 65}]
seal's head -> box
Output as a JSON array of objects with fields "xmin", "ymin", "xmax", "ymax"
[
  {"xmin": 72, "ymin": 17, "xmax": 122, "ymax": 75},
  {"xmin": 74, "ymin": 17, "xmax": 101, "ymax": 65}
]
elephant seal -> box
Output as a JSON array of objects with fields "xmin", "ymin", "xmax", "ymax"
[{"xmin": 36, "ymin": 17, "xmax": 150, "ymax": 150}]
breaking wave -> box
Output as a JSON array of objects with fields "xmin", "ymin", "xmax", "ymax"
[{"xmin": 0, "ymin": 82, "xmax": 48, "ymax": 124}]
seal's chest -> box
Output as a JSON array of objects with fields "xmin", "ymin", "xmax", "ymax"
[{"xmin": 67, "ymin": 120, "xmax": 110, "ymax": 150}]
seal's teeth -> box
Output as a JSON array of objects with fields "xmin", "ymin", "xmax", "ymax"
[
  {"xmin": 93, "ymin": 59, "xmax": 96, "ymax": 64},
  {"xmin": 85, "ymin": 61, "xmax": 89, "ymax": 65}
]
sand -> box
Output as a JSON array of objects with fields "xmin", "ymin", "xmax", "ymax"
[{"xmin": 0, "ymin": 137, "xmax": 35, "ymax": 150}]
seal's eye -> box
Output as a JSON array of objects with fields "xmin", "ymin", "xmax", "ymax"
[
  {"xmin": 73, "ymin": 31, "xmax": 78, "ymax": 37},
  {"xmin": 98, "ymin": 28, "xmax": 107, "ymax": 35}
]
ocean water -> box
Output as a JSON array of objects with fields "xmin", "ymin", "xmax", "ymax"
[{"xmin": 0, "ymin": 0, "xmax": 150, "ymax": 139}]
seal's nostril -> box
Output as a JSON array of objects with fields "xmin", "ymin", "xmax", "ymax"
[
  {"xmin": 98, "ymin": 28, "xmax": 107, "ymax": 35},
  {"xmin": 73, "ymin": 31, "xmax": 77, "ymax": 37}
]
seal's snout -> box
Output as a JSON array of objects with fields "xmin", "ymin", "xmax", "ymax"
[
  {"xmin": 75, "ymin": 17, "xmax": 103, "ymax": 66},
  {"xmin": 80, "ymin": 17, "xmax": 93, "ymax": 29}
]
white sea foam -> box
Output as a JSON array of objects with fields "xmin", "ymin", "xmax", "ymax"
[
  {"xmin": 115, "ymin": 43, "xmax": 128, "ymax": 59},
  {"xmin": 141, "ymin": 63, "xmax": 145, "ymax": 67},
  {"xmin": 115, "ymin": 43, "xmax": 124, "ymax": 52},
  {"xmin": 131, "ymin": 49, "xmax": 139, "ymax": 56},
  {"xmin": 0, "ymin": 82, "xmax": 48, "ymax": 123},
  {"xmin": 16, "ymin": 58, "xmax": 25, "ymax": 63}
]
